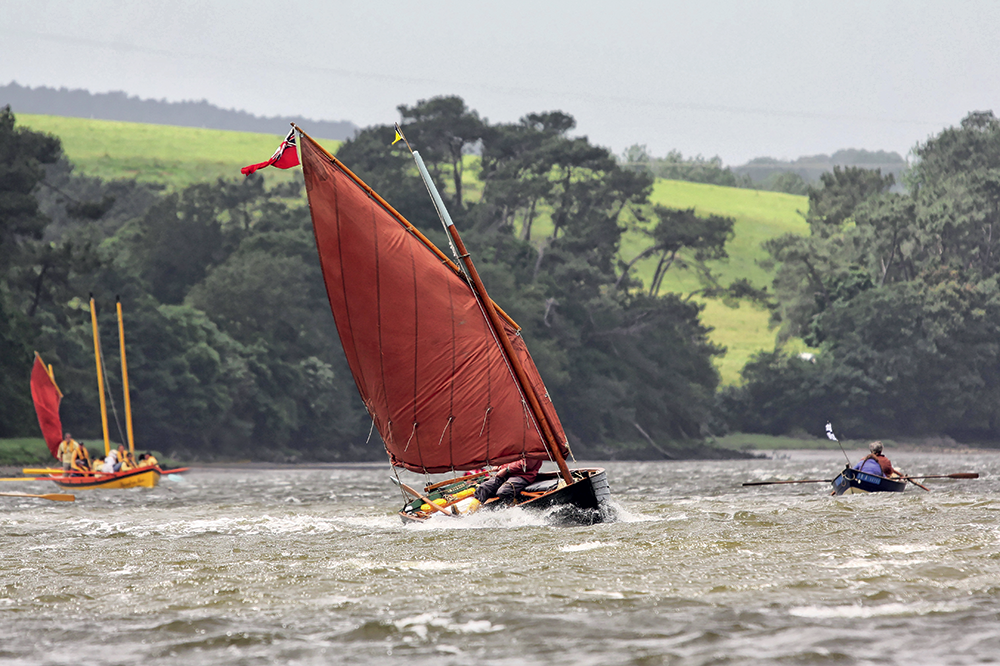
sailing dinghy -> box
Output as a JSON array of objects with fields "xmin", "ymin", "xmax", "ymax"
[
  {"xmin": 296, "ymin": 126, "xmax": 613, "ymax": 524},
  {"xmin": 28, "ymin": 297, "xmax": 161, "ymax": 490}
]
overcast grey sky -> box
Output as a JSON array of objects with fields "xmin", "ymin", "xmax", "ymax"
[{"xmin": 2, "ymin": 0, "xmax": 998, "ymax": 164}]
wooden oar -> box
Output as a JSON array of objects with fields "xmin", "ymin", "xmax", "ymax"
[
  {"xmin": 900, "ymin": 473, "xmax": 979, "ymax": 480},
  {"xmin": 897, "ymin": 472, "xmax": 979, "ymax": 492},
  {"xmin": 742, "ymin": 478, "xmax": 833, "ymax": 486},
  {"xmin": 391, "ymin": 478, "xmax": 457, "ymax": 517},
  {"xmin": 0, "ymin": 491, "xmax": 75, "ymax": 502},
  {"xmin": 0, "ymin": 477, "xmax": 42, "ymax": 482},
  {"xmin": 22, "ymin": 468, "xmax": 98, "ymax": 475}
]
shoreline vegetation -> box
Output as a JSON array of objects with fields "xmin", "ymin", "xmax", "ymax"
[
  {"xmin": 8, "ymin": 105, "xmax": 998, "ymax": 463},
  {"xmin": 1, "ymin": 436, "xmax": 991, "ymax": 468},
  {"xmin": 16, "ymin": 113, "xmax": 806, "ymax": 386},
  {"xmin": 0, "ymin": 438, "xmax": 181, "ymax": 468}
]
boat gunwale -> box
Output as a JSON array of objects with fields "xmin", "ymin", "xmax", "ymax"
[
  {"xmin": 832, "ymin": 467, "xmax": 907, "ymax": 495},
  {"xmin": 399, "ymin": 467, "xmax": 610, "ymax": 524},
  {"xmin": 46, "ymin": 466, "xmax": 161, "ymax": 489}
]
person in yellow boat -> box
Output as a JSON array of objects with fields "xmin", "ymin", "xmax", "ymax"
[
  {"xmin": 116, "ymin": 445, "xmax": 136, "ymax": 471},
  {"xmin": 57, "ymin": 433, "xmax": 79, "ymax": 472},
  {"xmin": 137, "ymin": 452, "xmax": 158, "ymax": 467},
  {"xmin": 102, "ymin": 448, "xmax": 118, "ymax": 473},
  {"xmin": 71, "ymin": 443, "xmax": 92, "ymax": 472}
]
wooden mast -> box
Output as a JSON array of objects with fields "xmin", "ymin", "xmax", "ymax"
[
  {"xmin": 444, "ymin": 224, "xmax": 574, "ymax": 485},
  {"xmin": 35, "ymin": 351, "xmax": 64, "ymax": 399},
  {"xmin": 116, "ymin": 296, "xmax": 136, "ymax": 455},
  {"xmin": 89, "ymin": 295, "xmax": 111, "ymax": 456},
  {"xmin": 393, "ymin": 126, "xmax": 575, "ymax": 485}
]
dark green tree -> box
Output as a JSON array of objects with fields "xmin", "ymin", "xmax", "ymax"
[
  {"xmin": 0, "ymin": 106, "xmax": 61, "ymax": 273},
  {"xmin": 729, "ymin": 111, "xmax": 1000, "ymax": 439},
  {"xmin": 0, "ymin": 107, "xmax": 61, "ymax": 435},
  {"xmin": 616, "ymin": 206, "xmax": 735, "ymax": 296},
  {"xmin": 398, "ymin": 96, "xmax": 485, "ymax": 211}
]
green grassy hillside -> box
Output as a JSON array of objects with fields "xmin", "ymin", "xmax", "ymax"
[
  {"xmin": 18, "ymin": 113, "xmax": 809, "ymax": 383},
  {"xmin": 521, "ymin": 179, "xmax": 811, "ymax": 382},
  {"xmin": 640, "ymin": 180, "xmax": 811, "ymax": 382},
  {"xmin": 19, "ymin": 114, "xmax": 341, "ymax": 189}
]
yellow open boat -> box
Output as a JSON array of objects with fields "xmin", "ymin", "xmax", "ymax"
[{"xmin": 24, "ymin": 467, "xmax": 161, "ymax": 490}]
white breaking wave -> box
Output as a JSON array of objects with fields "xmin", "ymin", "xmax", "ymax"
[
  {"xmin": 559, "ymin": 540, "xmax": 619, "ymax": 553},
  {"xmin": 392, "ymin": 612, "xmax": 504, "ymax": 641},
  {"xmin": 788, "ymin": 601, "xmax": 968, "ymax": 619}
]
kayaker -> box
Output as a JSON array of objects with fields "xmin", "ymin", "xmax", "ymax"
[
  {"xmin": 56, "ymin": 433, "xmax": 79, "ymax": 472},
  {"xmin": 466, "ymin": 458, "xmax": 542, "ymax": 514},
  {"xmin": 854, "ymin": 441, "xmax": 901, "ymax": 478}
]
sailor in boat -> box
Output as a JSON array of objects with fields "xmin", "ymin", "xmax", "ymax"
[
  {"xmin": 466, "ymin": 458, "xmax": 543, "ymax": 514},
  {"xmin": 854, "ymin": 440, "xmax": 901, "ymax": 478},
  {"xmin": 56, "ymin": 433, "xmax": 79, "ymax": 473},
  {"xmin": 116, "ymin": 445, "xmax": 136, "ymax": 471},
  {"xmin": 102, "ymin": 448, "xmax": 118, "ymax": 473},
  {"xmin": 71, "ymin": 443, "xmax": 93, "ymax": 474},
  {"xmin": 137, "ymin": 452, "xmax": 158, "ymax": 467}
]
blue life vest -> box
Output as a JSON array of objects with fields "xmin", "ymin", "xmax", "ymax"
[{"xmin": 853, "ymin": 457, "xmax": 883, "ymax": 476}]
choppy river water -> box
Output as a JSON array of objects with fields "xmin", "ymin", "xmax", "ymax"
[{"xmin": 2, "ymin": 450, "xmax": 1000, "ymax": 665}]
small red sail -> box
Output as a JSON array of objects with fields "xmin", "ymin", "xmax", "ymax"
[
  {"xmin": 299, "ymin": 133, "xmax": 569, "ymax": 474},
  {"xmin": 30, "ymin": 355, "xmax": 63, "ymax": 459}
]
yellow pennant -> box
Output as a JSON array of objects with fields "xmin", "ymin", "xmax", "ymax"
[{"xmin": 392, "ymin": 128, "xmax": 404, "ymax": 145}]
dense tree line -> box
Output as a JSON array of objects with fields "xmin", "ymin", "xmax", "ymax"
[
  {"xmin": 720, "ymin": 111, "xmax": 1000, "ymax": 441},
  {"xmin": 0, "ymin": 100, "xmax": 733, "ymax": 460},
  {"xmin": 621, "ymin": 144, "xmax": 753, "ymax": 189}
]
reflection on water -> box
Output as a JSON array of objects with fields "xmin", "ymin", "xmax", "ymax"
[{"xmin": 2, "ymin": 450, "xmax": 999, "ymax": 665}]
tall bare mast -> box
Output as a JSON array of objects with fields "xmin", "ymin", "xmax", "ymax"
[
  {"xmin": 89, "ymin": 295, "xmax": 111, "ymax": 456},
  {"xmin": 116, "ymin": 296, "xmax": 136, "ymax": 455}
]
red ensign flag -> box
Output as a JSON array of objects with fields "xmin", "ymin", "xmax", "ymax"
[{"xmin": 241, "ymin": 129, "xmax": 300, "ymax": 176}]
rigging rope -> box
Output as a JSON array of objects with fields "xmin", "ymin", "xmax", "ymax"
[
  {"xmin": 97, "ymin": 335, "xmax": 127, "ymax": 448},
  {"xmin": 384, "ymin": 448, "xmax": 408, "ymax": 503}
]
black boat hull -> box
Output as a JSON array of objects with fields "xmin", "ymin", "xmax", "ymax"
[
  {"xmin": 518, "ymin": 468, "xmax": 614, "ymax": 524},
  {"xmin": 831, "ymin": 467, "xmax": 907, "ymax": 495}
]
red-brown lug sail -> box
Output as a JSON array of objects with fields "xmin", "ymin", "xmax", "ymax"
[
  {"xmin": 30, "ymin": 354, "xmax": 63, "ymax": 458},
  {"xmin": 298, "ymin": 132, "xmax": 569, "ymax": 474}
]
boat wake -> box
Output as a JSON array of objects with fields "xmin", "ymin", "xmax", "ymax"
[{"xmin": 405, "ymin": 505, "xmax": 557, "ymax": 530}]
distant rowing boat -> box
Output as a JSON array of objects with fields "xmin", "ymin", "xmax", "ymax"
[{"xmin": 831, "ymin": 466, "xmax": 907, "ymax": 495}]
